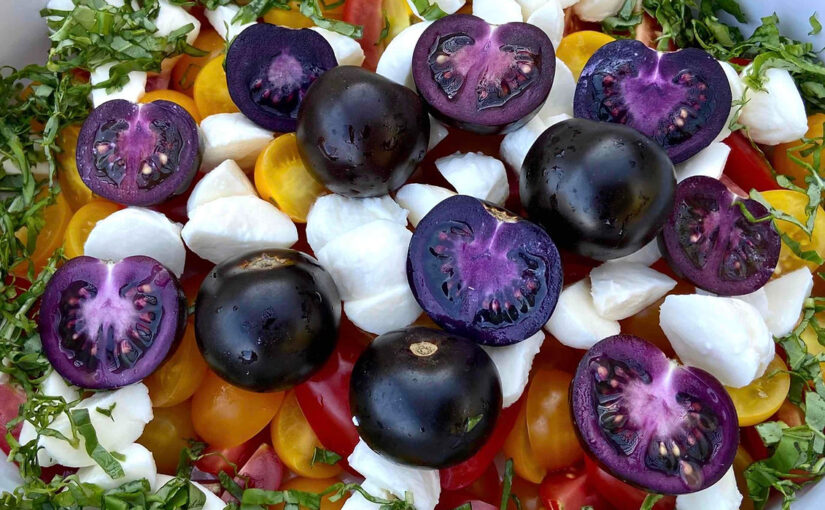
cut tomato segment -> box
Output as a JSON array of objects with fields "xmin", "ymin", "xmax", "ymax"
[
  {"xmin": 722, "ymin": 131, "xmax": 777, "ymax": 193},
  {"xmin": 726, "ymin": 354, "xmax": 790, "ymax": 427},
  {"xmin": 271, "ymin": 391, "xmax": 342, "ymax": 479},
  {"xmin": 63, "ymin": 200, "xmax": 120, "ymax": 259},
  {"xmin": 526, "ymin": 369, "xmax": 583, "ymax": 471}
]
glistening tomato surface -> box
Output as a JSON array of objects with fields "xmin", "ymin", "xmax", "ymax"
[
  {"xmin": 0, "ymin": 383, "xmax": 26, "ymax": 455},
  {"xmin": 771, "ymin": 113, "xmax": 825, "ymax": 184},
  {"xmin": 525, "ymin": 369, "xmax": 583, "ymax": 471},
  {"xmin": 276, "ymin": 477, "xmax": 350, "ymax": 510},
  {"xmin": 144, "ymin": 318, "xmax": 208, "ymax": 408},
  {"xmin": 723, "ymin": 132, "xmax": 777, "ymax": 193},
  {"xmin": 761, "ymin": 189, "xmax": 825, "ymax": 273},
  {"xmin": 63, "ymin": 200, "xmax": 120, "ymax": 259},
  {"xmin": 503, "ymin": 403, "xmax": 546, "ymax": 484},
  {"xmin": 140, "ymin": 90, "xmax": 201, "ymax": 123},
  {"xmin": 57, "ymin": 124, "xmax": 95, "ymax": 209},
  {"xmin": 171, "ymin": 28, "xmax": 225, "ymax": 95},
  {"xmin": 539, "ymin": 466, "xmax": 610, "ymax": 510},
  {"xmin": 556, "ymin": 31, "xmax": 615, "ymax": 79},
  {"xmin": 137, "ymin": 401, "xmax": 197, "ymax": 474},
  {"xmin": 193, "ymin": 56, "xmax": 240, "ymax": 118},
  {"xmin": 272, "ymin": 391, "xmax": 342, "ymax": 479},
  {"xmin": 726, "ymin": 354, "xmax": 790, "ymax": 427},
  {"xmin": 342, "ymin": 0, "xmax": 411, "ymax": 70},
  {"xmin": 584, "ymin": 458, "xmax": 675, "ymax": 510}
]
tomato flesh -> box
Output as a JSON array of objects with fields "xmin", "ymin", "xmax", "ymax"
[{"xmin": 722, "ymin": 132, "xmax": 777, "ymax": 193}]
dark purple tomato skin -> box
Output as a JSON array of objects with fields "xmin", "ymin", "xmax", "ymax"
[
  {"xmin": 350, "ymin": 327, "xmax": 502, "ymax": 469},
  {"xmin": 296, "ymin": 66, "xmax": 430, "ymax": 197},
  {"xmin": 195, "ymin": 249, "xmax": 341, "ymax": 392},
  {"xmin": 520, "ymin": 118, "xmax": 676, "ymax": 261}
]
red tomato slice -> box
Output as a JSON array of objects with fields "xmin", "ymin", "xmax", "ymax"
[
  {"xmin": 342, "ymin": 0, "xmax": 385, "ymax": 70},
  {"xmin": 0, "ymin": 383, "xmax": 26, "ymax": 455},
  {"xmin": 584, "ymin": 458, "xmax": 675, "ymax": 510},
  {"xmin": 221, "ymin": 443, "xmax": 284, "ymax": 503},
  {"xmin": 539, "ymin": 466, "xmax": 611, "ymax": 510},
  {"xmin": 722, "ymin": 132, "xmax": 778, "ymax": 193},
  {"xmin": 195, "ymin": 430, "xmax": 268, "ymax": 478},
  {"xmin": 440, "ymin": 401, "xmax": 521, "ymax": 491},
  {"xmin": 293, "ymin": 321, "xmax": 366, "ymax": 458},
  {"xmin": 437, "ymin": 464, "xmax": 501, "ymax": 510}
]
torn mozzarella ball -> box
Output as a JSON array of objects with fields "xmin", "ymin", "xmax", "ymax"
[
  {"xmin": 435, "ymin": 152, "xmax": 509, "ymax": 205},
  {"xmin": 738, "ymin": 67, "xmax": 808, "ymax": 145},
  {"xmin": 544, "ymin": 279, "xmax": 621, "ymax": 349}
]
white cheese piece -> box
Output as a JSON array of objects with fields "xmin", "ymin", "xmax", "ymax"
[
  {"xmin": 762, "ymin": 267, "xmax": 813, "ymax": 337},
  {"xmin": 155, "ymin": 0, "xmax": 201, "ymax": 74},
  {"xmin": 40, "ymin": 384, "xmax": 153, "ymax": 468},
  {"xmin": 660, "ymin": 294, "xmax": 774, "ymax": 388},
  {"xmin": 738, "ymin": 67, "xmax": 808, "ymax": 146},
  {"xmin": 345, "ymin": 284, "xmax": 423, "ymax": 335},
  {"xmin": 589, "ymin": 262, "xmax": 676, "ymax": 320},
  {"xmin": 500, "ymin": 114, "xmax": 569, "ymax": 171},
  {"xmin": 84, "ymin": 207, "xmax": 186, "ymax": 277},
  {"xmin": 676, "ymin": 467, "xmax": 741, "ymax": 510},
  {"xmin": 317, "ymin": 220, "xmax": 412, "ymax": 301},
  {"xmin": 407, "ymin": 0, "xmax": 465, "ymax": 20},
  {"xmin": 78, "ymin": 443, "xmax": 158, "ymax": 491},
  {"xmin": 544, "ymin": 279, "xmax": 621, "ymax": 349},
  {"xmin": 90, "ymin": 63, "xmax": 147, "ymax": 108},
  {"xmin": 376, "ymin": 22, "xmax": 433, "ymax": 90},
  {"xmin": 186, "ymin": 159, "xmax": 257, "ymax": 217},
  {"xmin": 608, "ymin": 239, "xmax": 661, "ymax": 266},
  {"xmin": 394, "ymin": 183, "xmax": 456, "ymax": 227},
  {"xmin": 347, "ymin": 440, "xmax": 441, "ymax": 510},
  {"xmin": 306, "ymin": 194, "xmax": 409, "ymax": 254},
  {"xmin": 573, "ymin": 0, "xmax": 626, "ymax": 22},
  {"xmin": 537, "ymin": 59, "xmax": 575, "ymax": 119},
  {"xmin": 200, "ymin": 113, "xmax": 274, "ymax": 171},
  {"xmin": 713, "ymin": 61, "xmax": 746, "ymax": 143},
  {"xmin": 482, "ymin": 330, "xmax": 545, "ymax": 407},
  {"xmin": 695, "ymin": 286, "xmax": 771, "ymax": 319},
  {"xmin": 155, "ymin": 475, "xmax": 226, "ymax": 510},
  {"xmin": 311, "ymin": 27, "xmax": 365, "ymax": 66},
  {"xmin": 675, "ymin": 142, "xmax": 731, "ymax": 182},
  {"xmin": 473, "ymin": 0, "xmax": 524, "ymax": 24},
  {"xmin": 0, "ymin": 452, "xmax": 22, "ymax": 494},
  {"xmin": 181, "ymin": 195, "xmax": 298, "ymax": 264},
  {"xmin": 429, "ymin": 116, "xmax": 449, "ymax": 151},
  {"xmin": 435, "ymin": 152, "xmax": 509, "ymax": 205},
  {"xmin": 515, "ymin": 0, "xmax": 551, "ymax": 19},
  {"xmin": 527, "ymin": 2, "xmax": 564, "ymax": 47},
  {"xmin": 2, "ymin": 158, "xmax": 50, "ymax": 177},
  {"xmin": 41, "ymin": 371, "xmax": 80, "ymax": 403},
  {"xmin": 205, "ymin": 5, "xmax": 255, "ymax": 41}
]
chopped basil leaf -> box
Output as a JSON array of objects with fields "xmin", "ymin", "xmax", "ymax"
[
  {"xmin": 71, "ymin": 408, "xmax": 125, "ymax": 480},
  {"xmin": 499, "ymin": 459, "xmax": 515, "ymax": 510},
  {"xmin": 810, "ymin": 13, "xmax": 822, "ymax": 36},
  {"xmin": 96, "ymin": 402, "xmax": 116, "ymax": 420},
  {"xmin": 639, "ymin": 494, "xmax": 664, "ymax": 510},
  {"xmin": 299, "ymin": 0, "xmax": 364, "ymax": 39},
  {"xmin": 411, "ymin": 0, "xmax": 448, "ymax": 21},
  {"xmin": 465, "ymin": 413, "xmax": 484, "ymax": 433},
  {"xmin": 311, "ymin": 447, "xmax": 343, "ymax": 466}
]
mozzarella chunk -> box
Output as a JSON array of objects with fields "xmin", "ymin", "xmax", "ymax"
[
  {"xmin": 676, "ymin": 467, "xmax": 741, "ymax": 510},
  {"xmin": 660, "ymin": 294, "xmax": 774, "ymax": 388},
  {"xmin": 500, "ymin": 114, "xmax": 569, "ymax": 171},
  {"xmin": 395, "ymin": 183, "xmax": 456, "ymax": 227},
  {"xmin": 40, "ymin": 384, "xmax": 153, "ymax": 468},
  {"xmin": 78, "ymin": 443, "xmax": 158, "ymax": 491},
  {"xmin": 306, "ymin": 194, "xmax": 409, "ymax": 253},
  {"xmin": 90, "ymin": 63, "xmax": 147, "ymax": 108},
  {"xmin": 544, "ymin": 279, "xmax": 621, "ymax": 349},
  {"xmin": 42, "ymin": 371, "xmax": 80, "ymax": 403},
  {"xmin": 695, "ymin": 286, "xmax": 771, "ymax": 319},
  {"xmin": 317, "ymin": 220, "xmax": 412, "ymax": 301},
  {"xmin": 154, "ymin": 0, "xmax": 201, "ymax": 74},
  {"xmin": 2, "ymin": 158, "xmax": 50, "ymax": 177},
  {"xmin": 435, "ymin": 152, "xmax": 509, "ymax": 205},
  {"xmin": 713, "ymin": 61, "xmax": 746, "ymax": 143},
  {"xmin": 0, "ymin": 453, "xmax": 22, "ymax": 494},
  {"xmin": 527, "ymin": 2, "xmax": 564, "ymax": 48},
  {"xmin": 515, "ymin": 0, "xmax": 550, "ymax": 19},
  {"xmin": 347, "ymin": 440, "xmax": 441, "ymax": 510},
  {"xmin": 675, "ymin": 142, "xmax": 731, "ymax": 182},
  {"xmin": 205, "ymin": 5, "xmax": 255, "ymax": 41},
  {"xmin": 376, "ymin": 22, "xmax": 433, "ymax": 90},
  {"xmin": 182, "ymin": 195, "xmax": 297, "ymax": 264},
  {"xmin": 155, "ymin": 475, "xmax": 226, "ymax": 510},
  {"xmin": 574, "ymin": 0, "xmax": 625, "ymax": 22},
  {"xmin": 345, "ymin": 284, "xmax": 423, "ymax": 335},
  {"xmin": 482, "ymin": 330, "xmax": 545, "ymax": 407},
  {"xmin": 589, "ymin": 262, "xmax": 676, "ymax": 320},
  {"xmin": 84, "ymin": 207, "xmax": 186, "ymax": 276},
  {"xmin": 200, "ymin": 113, "xmax": 274, "ymax": 171},
  {"xmin": 407, "ymin": 0, "xmax": 465, "ymax": 20},
  {"xmin": 311, "ymin": 27, "xmax": 365, "ymax": 66},
  {"xmin": 762, "ymin": 267, "xmax": 813, "ymax": 337},
  {"xmin": 608, "ymin": 239, "xmax": 661, "ymax": 266},
  {"xmin": 537, "ymin": 59, "xmax": 575, "ymax": 119},
  {"xmin": 429, "ymin": 116, "xmax": 449, "ymax": 151},
  {"xmin": 473, "ymin": 0, "xmax": 523, "ymax": 24},
  {"xmin": 186, "ymin": 159, "xmax": 256, "ymax": 217},
  {"xmin": 738, "ymin": 67, "xmax": 808, "ymax": 145}
]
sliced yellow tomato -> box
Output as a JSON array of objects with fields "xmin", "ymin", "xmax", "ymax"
[
  {"xmin": 254, "ymin": 133, "xmax": 326, "ymax": 222},
  {"xmin": 264, "ymin": 1, "xmax": 315, "ymax": 28},
  {"xmin": 271, "ymin": 391, "xmax": 342, "ymax": 479},
  {"xmin": 140, "ymin": 89, "xmax": 202, "ymax": 123},
  {"xmin": 733, "ymin": 446, "xmax": 755, "ymax": 510},
  {"xmin": 276, "ymin": 477, "xmax": 349, "ymax": 510},
  {"xmin": 14, "ymin": 193, "xmax": 72, "ymax": 276},
  {"xmin": 761, "ymin": 189, "xmax": 825, "ymax": 274},
  {"xmin": 556, "ymin": 31, "xmax": 615, "ymax": 80},
  {"xmin": 144, "ymin": 318, "xmax": 208, "ymax": 408},
  {"xmin": 726, "ymin": 354, "xmax": 790, "ymax": 427},
  {"xmin": 385, "ymin": 0, "xmax": 412, "ymax": 41},
  {"xmin": 193, "ymin": 56, "xmax": 239, "ymax": 119},
  {"xmin": 138, "ymin": 401, "xmax": 197, "ymax": 475},
  {"xmin": 63, "ymin": 200, "xmax": 120, "ymax": 259},
  {"xmin": 525, "ymin": 369, "xmax": 583, "ymax": 471},
  {"xmin": 172, "ymin": 28, "xmax": 226, "ymax": 96},
  {"xmin": 57, "ymin": 124, "xmax": 96, "ymax": 210},
  {"xmin": 503, "ymin": 404, "xmax": 546, "ymax": 484},
  {"xmin": 772, "ymin": 113, "xmax": 825, "ymax": 184}
]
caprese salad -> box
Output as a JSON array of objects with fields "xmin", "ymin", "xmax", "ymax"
[{"xmin": 1, "ymin": 1, "xmax": 824, "ymax": 510}]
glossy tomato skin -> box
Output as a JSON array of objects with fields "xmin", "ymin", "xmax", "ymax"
[
  {"xmin": 195, "ymin": 429, "xmax": 270, "ymax": 478},
  {"xmin": 0, "ymin": 383, "xmax": 26, "ymax": 455},
  {"xmin": 722, "ymin": 132, "xmax": 777, "ymax": 192},
  {"xmin": 539, "ymin": 466, "xmax": 611, "ymax": 510},
  {"xmin": 341, "ymin": 0, "xmax": 385, "ymax": 70},
  {"xmin": 584, "ymin": 458, "xmax": 675, "ymax": 510}
]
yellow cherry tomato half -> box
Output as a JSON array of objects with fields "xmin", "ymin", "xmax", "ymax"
[
  {"xmin": 57, "ymin": 124, "xmax": 96, "ymax": 210},
  {"xmin": 733, "ymin": 446, "xmax": 755, "ymax": 510},
  {"xmin": 503, "ymin": 404, "xmax": 547, "ymax": 484},
  {"xmin": 140, "ymin": 89, "xmax": 202, "ymax": 123},
  {"xmin": 556, "ymin": 31, "xmax": 615, "ymax": 80},
  {"xmin": 63, "ymin": 200, "xmax": 120, "ymax": 259},
  {"xmin": 14, "ymin": 192, "xmax": 72, "ymax": 276},
  {"xmin": 191, "ymin": 371, "xmax": 284, "ymax": 449},
  {"xmin": 264, "ymin": 1, "xmax": 315, "ymax": 28},
  {"xmin": 254, "ymin": 133, "xmax": 327, "ymax": 222},
  {"xmin": 726, "ymin": 354, "xmax": 790, "ymax": 427},
  {"xmin": 138, "ymin": 401, "xmax": 197, "ymax": 475},
  {"xmin": 144, "ymin": 318, "xmax": 209, "ymax": 408},
  {"xmin": 172, "ymin": 28, "xmax": 226, "ymax": 96},
  {"xmin": 193, "ymin": 56, "xmax": 239, "ymax": 119},
  {"xmin": 526, "ymin": 369, "xmax": 583, "ymax": 471},
  {"xmin": 276, "ymin": 477, "xmax": 349, "ymax": 510},
  {"xmin": 271, "ymin": 391, "xmax": 342, "ymax": 479},
  {"xmin": 772, "ymin": 113, "xmax": 825, "ymax": 184},
  {"xmin": 761, "ymin": 189, "xmax": 825, "ymax": 274}
]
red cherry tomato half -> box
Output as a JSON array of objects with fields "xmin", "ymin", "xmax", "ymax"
[
  {"xmin": 0, "ymin": 383, "xmax": 26, "ymax": 455},
  {"xmin": 342, "ymin": 0, "xmax": 385, "ymax": 70},
  {"xmin": 437, "ymin": 464, "xmax": 501, "ymax": 510},
  {"xmin": 440, "ymin": 401, "xmax": 521, "ymax": 491},
  {"xmin": 539, "ymin": 466, "xmax": 610, "ymax": 510},
  {"xmin": 722, "ymin": 132, "xmax": 778, "ymax": 193},
  {"xmin": 220, "ymin": 443, "xmax": 284, "ymax": 503},
  {"xmin": 584, "ymin": 458, "xmax": 675, "ymax": 510},
  {"xmin": 195, "ymin": 430, "xmax": 269, "ymax": 478}
]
